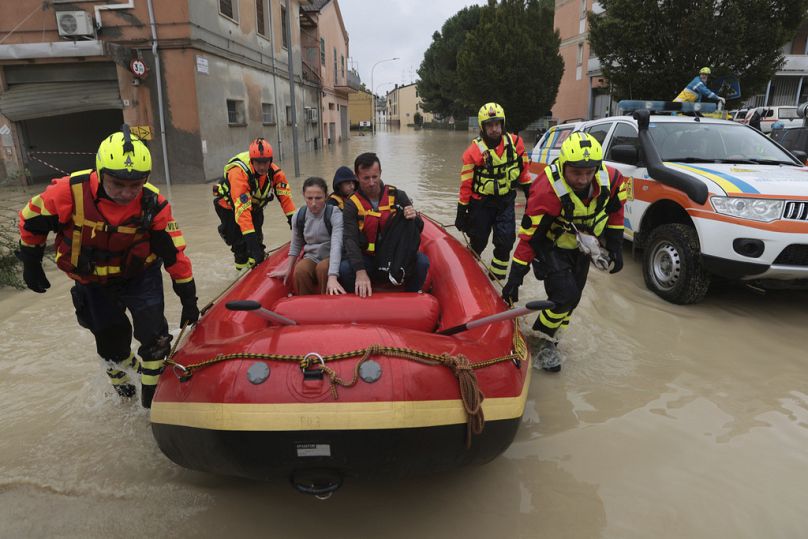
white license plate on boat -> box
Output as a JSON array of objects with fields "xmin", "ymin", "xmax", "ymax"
[{"xmin": 296, "ymin": 443, "xmax": 331, "ymax": 457}]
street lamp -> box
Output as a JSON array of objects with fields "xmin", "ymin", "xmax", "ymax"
[{"xmin": 371, "ymin": 57, "xmax": 399, "ymax": 134}]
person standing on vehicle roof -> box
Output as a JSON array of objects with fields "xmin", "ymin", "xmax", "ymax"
[
  {"xmin": 501, "ymin": 132, "xmax": 627, "ymax": 373},
  {"xmin": 213, "ymin": 138, "xmax": 296, "ymax": 270},
  {"xmin": 455, "ymin": 102, "xmax": 532, "ymax": 280},
  {"xmin": 674, "ymin": 67, "xmax": 726, "ymax": 106},
  {"xmin": 16, "ymin": 126, "xmax": 199, "ymax": 408}
]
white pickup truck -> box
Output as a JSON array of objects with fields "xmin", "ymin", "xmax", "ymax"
[{"xmin": 531, "ymin": 108, "xmax": 808, "ymax": 304}]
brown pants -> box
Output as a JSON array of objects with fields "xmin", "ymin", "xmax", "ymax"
[{"xmin": 294, "ymin": 257, "xmax": 330, "ymax": 295}]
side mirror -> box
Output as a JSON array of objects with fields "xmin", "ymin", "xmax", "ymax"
[
  {"xmin": 791, "ymin": 149, "xmax": 807, "ymax": 163},
  {"xmin": 610, "ymin": 144, "xmax": 639, "ymax": 165},
  {"xmin": 798, "ymin": 103, "xmax": 808, "ymax": 119}
]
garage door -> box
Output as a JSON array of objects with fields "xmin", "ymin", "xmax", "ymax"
[{"xmin": 0, "ymin": 80, "xmax": 122, "ymax": 121}]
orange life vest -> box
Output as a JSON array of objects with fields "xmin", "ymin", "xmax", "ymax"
[
  {"xmin": 348, "ymin": 186, "xmax": 398, "ymax": 255},
  {"xmin": 54, "ymin": 170, "xmax": 164, "ymax": 284}
]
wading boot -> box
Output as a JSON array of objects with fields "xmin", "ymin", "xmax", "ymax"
[
  {"xmin": 533, "ymin": 338, "xmax": 562, "ymax": 373},
  {"xmin": 104, "ymin": 354, "xmax": 138, "ymax": 399}
]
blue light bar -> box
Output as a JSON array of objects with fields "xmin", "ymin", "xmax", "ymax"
[{"xmin": 618, "ymin": 100, "xmax": 718, "ymax": 113}]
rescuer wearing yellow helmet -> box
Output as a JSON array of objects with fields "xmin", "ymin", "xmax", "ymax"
[
  {"xmin": 455, "ymin": 102, "xmax": 533, "ymax": 280},
  {"xmin": 501, "ymin": 132, "xmax": 627, "ymax": 372},
  {"xmin": 674, "ymin": 66, "xmax": 725, "ymax": 105},
  {"xmin": 17, "ymin": 125, "xmax": 198, "ymax": 408}
]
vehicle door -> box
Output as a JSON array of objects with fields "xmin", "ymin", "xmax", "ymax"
[{"xmin": 602, "ymin": 121, "xmax": 643, "ymax": 239}]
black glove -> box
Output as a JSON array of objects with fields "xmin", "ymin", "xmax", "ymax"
[
  {"xmin": 286, "ymin": 214, "xmax": 293, "ymax": 229},
  {"xmin": 605, "ymin": 229, "xmax": 624, "ymax": 274},
  {"xmin": 502, "ymin": 262, "xmax": 529, "ymax": 305},
  {"xmin": 455, "ymin": 203, "xmax": 470, "ymax": 232},
  {"xmin": 244, "ymin": 233, "xmax": 265, "ymax": 265},
  {"xmin": 16, "ymin": 244, "xmax": 50, "ymax": 293},
  {"xmin": 173, "ymin": 279, "xmax": 200, "ymax": 327}
]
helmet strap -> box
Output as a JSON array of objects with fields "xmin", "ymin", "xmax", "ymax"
[{"xmin": 121, "ymin": 124, "xmax": 134, "ymax": 154}]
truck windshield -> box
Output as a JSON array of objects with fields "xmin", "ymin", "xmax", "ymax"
[{"xmin": 648, "ymin": 122, "xmax": 798, "ymax": 165}]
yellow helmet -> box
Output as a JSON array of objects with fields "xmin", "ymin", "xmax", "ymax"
[
  {"xmin": 558, "ymin": 132, "xmax": 603, "ymax": 172},
  {"xmin": 478, "ymin": 102, "xmax": 505, "ymax": 128},
  {"xmin": 699, "ymin": 67, "xmax": 711, "ymax": 75},
  {"xmin": 96, "ymin": 125, "xmax": 152, "ymax": 181}
]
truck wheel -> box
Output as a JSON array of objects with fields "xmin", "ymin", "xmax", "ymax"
[{"xmin": 642, "ymin": 224, "xmax": 710, "ymax": 304}]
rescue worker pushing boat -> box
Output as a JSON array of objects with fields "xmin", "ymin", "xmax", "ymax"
[
  {"xmin": 17, "ymin": 126, "xmax": 199, "ymax": 407},
  {"xmin": 455, "ymin": 102, "xmax": 532, "ymax": 280},
  {"xmin": 502, "ymin": 132, "xmax": 627, "ymax": 372},
  {"xmin": 213, "ymin": 138, "xmax": 296, "ymax": 269}
]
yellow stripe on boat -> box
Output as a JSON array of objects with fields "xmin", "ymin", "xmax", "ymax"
[{"xmin": 151, "ymin": 368, "xmax": 531, "ymax": 431}]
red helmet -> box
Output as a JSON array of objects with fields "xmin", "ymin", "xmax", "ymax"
[{"xmin": 249, "ymin": 138, "xmax": 273, "ymax": 161}]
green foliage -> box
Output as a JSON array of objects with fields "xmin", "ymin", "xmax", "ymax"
[
  {"xmin": 417, "ymin": 6, "xmax": 484, "ymax": 120},
  {"xmin": 589, "ymin": 0, "xmax": 808, "ymax": 102},
  {"xmin": 413, "ymin": 112, "xmax": 423, "ymax": 126},
  {"xmin": 417, "ymin": 0, "xmax": 562, "ymax": 131}
]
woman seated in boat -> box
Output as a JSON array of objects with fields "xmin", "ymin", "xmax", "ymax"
[{"xmin": 269, "ymin": 177, "xmax": 347, "ymax": 295}]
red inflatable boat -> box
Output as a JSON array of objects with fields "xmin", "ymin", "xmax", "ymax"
[{"xmin": 150, "ymin": 216, "xmax": 531, "ymax": 495}]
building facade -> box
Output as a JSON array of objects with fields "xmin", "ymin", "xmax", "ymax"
[
  {"xmin": 554, "ymin": 1, "xmax": 808, "ymax": 121},
  {"xmin": 348, "ymin": 89, "xmax": 372, "ymax": 128},
  {"xmin": 0, "ymin": 0, "xmax": 332, "ymax": 185},
  {"xmin": 300, "ymin": 0, "xmax": 357, "ymax": 146},
  {"xmin": 385, "ymin": 83, "xmax": 432, "ymax": 126}
]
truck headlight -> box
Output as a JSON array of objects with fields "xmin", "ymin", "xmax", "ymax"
[{"xmin": 710, "ymin": 197, "xmax": 783, "ymax": 222}]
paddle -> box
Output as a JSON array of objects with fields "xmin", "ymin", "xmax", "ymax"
[
  {"xmin": 225, "ymin": 300, "xmax": 297, "ymax": 326},
  {"xmin": 438, "ymin": 300, "xmax": 554, "ymax": 336}
]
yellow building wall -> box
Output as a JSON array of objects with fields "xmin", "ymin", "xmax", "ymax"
[{"xmin": 349, "ymin": 90, "xmax": 373, "ymax": 126}]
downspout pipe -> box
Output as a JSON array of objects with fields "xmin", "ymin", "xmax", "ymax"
[
  {"xmin": 267, "ymin": 2, "xmax": 283, "ymax": 160},
  {"xmin": 146, "ymin": 0, "xmax": 172, "ymax": 191},
  {"xmin": 633, "ymin": 110, "xmax": 708, "ymax": 204},
  {"xmin": 286, "ymin": 3, "xmax": 300, "ymax": 177}
]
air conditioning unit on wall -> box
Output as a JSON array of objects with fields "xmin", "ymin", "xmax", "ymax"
[{"xmin": 56, "ymin": 11, "xmax": 95, "ymax": 38}]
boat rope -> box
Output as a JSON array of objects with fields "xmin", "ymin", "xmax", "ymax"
[{"xmin": 164, "ymin": 328, "xmax": 528, "ymax": 448}]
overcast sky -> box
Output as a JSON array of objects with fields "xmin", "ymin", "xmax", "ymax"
[{"xmin": 338, "ymin": 0, "xmax": 487, "ymax": 95}]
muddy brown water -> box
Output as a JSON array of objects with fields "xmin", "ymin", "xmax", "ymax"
[{"xmin": 1, "ymin": 128, "xmax": 806, "ymax": 538}]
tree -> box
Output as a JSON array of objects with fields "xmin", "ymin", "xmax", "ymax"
[
  {"xmin": 588, "ymin": 0, "xmax": 808, "ymax": 102},
  {"xmin": 456, "ymin": 0, "xmax": 562, "ymax": 131},
  {"xmin": 417, "ymin": 6, "xmax": 483, "ymax": 120}
]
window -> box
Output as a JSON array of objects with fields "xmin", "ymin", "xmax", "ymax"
[
  {"xmin": 286, "ymin": 105, "xmax": 292, "ymax": 125},
  {"xmin": 320, "ymin": 38, "xmax": 326, "ymax": 64},
  {"xmin": 580, "ymin": 0, "xmax": 587, "ymax": 18},
  {"xmin": 256, "ymin": 0, "xmax": 269, "ymax": 37},
  {"xmin": 606, "ymin": 122, "xmax": 639, "ymax": 159},
  {"xmin": 262, "ymin": 103, "xmax": 276, "ymax": 125},
  {"xmin": 577, "ymin": 43, "xmax": 584, "ymax": 66},
  {"xmin": 333, "ymin": 47, "xmax": 337, "ymax": 83},
  {"xmin": 219, "ymin": 0, "xmax": 238, "ymax": 21},
  {"xmin": 340, "ymin": 55, "xmax": 345, "ymax": 79},
  {"xmin": 585, "ymin": 122, "xmax": 612, "ymax": 145},
  {"xmin": 281, "ymin": 5, "xmax": 289, "ymax": 49},
  {"xmin": 227, "ymin": 99, "xmax": 245, "ymax": 125},
  {"xmin": 551, "ymin": 128, "xmax": 573, "ymax": 149}
]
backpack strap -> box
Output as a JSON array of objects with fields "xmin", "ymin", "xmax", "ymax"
[{"xmin": 295, "ymin": 205, "xmax": 333, "ymax": 235}]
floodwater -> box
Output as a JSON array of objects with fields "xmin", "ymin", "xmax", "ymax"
[{"xmin": 1, "ymin": 127, "xmax": 807, "ymax": 539}]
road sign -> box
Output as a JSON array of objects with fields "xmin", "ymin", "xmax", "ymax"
[{"xmin": 130, "ymin": 59, "xmax": 148, "ymax": 79}]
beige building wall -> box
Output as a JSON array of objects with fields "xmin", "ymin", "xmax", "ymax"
[
  {"xmin": 349, "ymin": 89, "xmax": 372, "ymax": 127},
  {"xmin": 386, "ymin": 83, "xmax": 433, "ymax": 126},
  {"xmin": 314, "ymin": 0, "xmax": 351, "ymax": 144}
]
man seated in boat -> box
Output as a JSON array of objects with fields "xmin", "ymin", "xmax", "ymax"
[
  {"xmin": 269, "ymin": 177, "xmax": 346, "ymax": 295},
  {"xmin": 339, "ymin": 152, "xmax": 430, "ymax": 298}
]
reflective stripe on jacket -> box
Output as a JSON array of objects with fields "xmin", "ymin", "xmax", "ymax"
[{"xmin": 54, "ymin": 170, "xmax": 162, "ymax": 283}]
